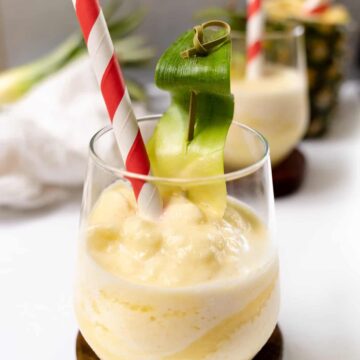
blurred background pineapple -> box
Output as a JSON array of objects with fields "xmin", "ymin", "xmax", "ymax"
[
  {"xmin": 264, "ymin": 0, "xmax": 351, "ymax": 137},
  {"xmin": 0, "ymin": 0, "xmax": 155, "ymax": 103}
]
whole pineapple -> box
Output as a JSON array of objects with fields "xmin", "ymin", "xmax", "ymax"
[{"xmin": 264, "ymin": 0, "xmax": 350, "ymax": 137}]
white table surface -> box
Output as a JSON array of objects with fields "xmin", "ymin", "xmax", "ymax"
[{"xmin": 1, "ymin": 82, "xmax": 360, "ymax": 360}]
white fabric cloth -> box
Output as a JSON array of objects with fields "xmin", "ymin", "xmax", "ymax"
[{"xmin": 0, "ymin": 57, "xmax": 146, "ymax": 209}]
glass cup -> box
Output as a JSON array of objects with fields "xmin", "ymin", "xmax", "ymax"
[
  {"xmin": 231, "ymin": 26, "xmax": 309, "ymax": 166},
  {"xmin": 75, "ymin": 115, "xmax": 280, "ymax": 360}
]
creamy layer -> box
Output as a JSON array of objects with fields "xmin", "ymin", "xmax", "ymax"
[
  {"xmin": 75, "ymin": 183, "xmax": 279, "ymax": 359},
  {"xmin": 76, "ymin": 278, "xmax": 279, "ymax": 360},
  {"xmin": 231, "ymin": 66, "xmax": 308, "ymax": 165}
]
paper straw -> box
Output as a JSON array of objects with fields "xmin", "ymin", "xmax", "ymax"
[
  {"xmin": 303, "ymin": 0, "xmax": 330, "ymax": 15},
  {"xmin": 246, "ymin": 0, "xmax": 264, "ymax": 80},
  {"xmin": 72, "ymin": 0, "xmax": 162, "ymax": 218}
]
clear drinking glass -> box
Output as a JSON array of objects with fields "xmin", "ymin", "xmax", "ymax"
[
  {"xmin": 75, "ymin": 115, "xmax": 279, "ymax": 360},
  {"xmin": 231, "ymin": 26, "xmax": 309, "ymax": 166}
]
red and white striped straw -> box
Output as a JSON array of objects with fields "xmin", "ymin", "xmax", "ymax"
[
  {"xmin": 303, "ymin": 0, "xmax": 330, "ymax": 15},
  {"xmin": 72, "ymin": 0, "xmax": 162, "ymax": 218},
  {"xmin": 246, "ymin": 0, "xmax": 264, "ymax": 80}
]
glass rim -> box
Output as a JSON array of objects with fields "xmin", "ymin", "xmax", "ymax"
[
  {"xmin": 89, "ymin": 115, "xmax": 269, "ymax": 184},
  {"xmin": 231, "ymin": 24, "xmax": 305, "ymax": 41}
]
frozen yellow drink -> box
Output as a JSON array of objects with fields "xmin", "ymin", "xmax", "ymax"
[{"xmin": 75, "ymin": 182, "xmax": 279, "ymax": 360}]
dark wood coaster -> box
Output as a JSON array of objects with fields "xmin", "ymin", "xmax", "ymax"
[
  {"xmin": 272, "ymin": 148, "xmax": 306, "ymax": 198},
  {"xmin": 254, "ymin": 325, "xmax": 283, "ymax": 360},
  {"xmin": 76, "ymin": 325, "xmax": 283, "ymax": 359},
  {"xmin": 76, "ymin": 332, "xmax": 99, "ymax": 360}
]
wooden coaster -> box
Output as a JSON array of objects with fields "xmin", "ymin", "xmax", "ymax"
[
  {"xmin": 254, "ymin": 325, "xmax": 283, "ymax": 360},
  {"xmin": 76, "ymin": 325, "xmax": 283, "ymax": 359},
  {"xmin": 272, "ymin": 148, "xmax": 306, "ymax": 198},
  {"xmin": 76, "ymin": 331, "xmax": 99, "ymax": 360}
]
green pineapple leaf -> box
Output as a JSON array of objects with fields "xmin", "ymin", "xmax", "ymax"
[{"xmin": 147, "ymin": 24, "xmax": 234, "ymax": 218}]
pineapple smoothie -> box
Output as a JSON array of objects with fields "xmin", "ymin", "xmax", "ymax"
[
  {"xmin": 75, "ymin": 182, "xmax": 279, "ymax": 360},
  {"xmin": 231, "ymin": 66, "xmax": 308, "ymax": 166}
]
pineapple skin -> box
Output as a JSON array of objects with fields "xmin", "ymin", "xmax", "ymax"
[{"xmin": 303, "ymin": 21, "xmax": 347, "ymax": 137}]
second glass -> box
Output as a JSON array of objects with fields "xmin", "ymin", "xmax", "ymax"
[{"xmin": 231, "ymin": 26, "xmax": 309, "ymax": 166}]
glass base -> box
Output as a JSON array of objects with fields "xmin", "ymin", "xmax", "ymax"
[
  {"xmin": 76, "ymin": 325, "xmax": 283, "ymax": 360},
  {"xmin": 272, "ymin": 148, "xmax": 306, "ymax": 198}
]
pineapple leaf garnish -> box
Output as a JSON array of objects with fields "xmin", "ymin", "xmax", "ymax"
[{"xmin": 147, "ymin": 21, "xmax": 234, "ymax": 218}]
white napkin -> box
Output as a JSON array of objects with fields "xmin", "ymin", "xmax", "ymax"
[{"xmin": 0, "ymin": 57, "xmax": 147, "ymax": 209}]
